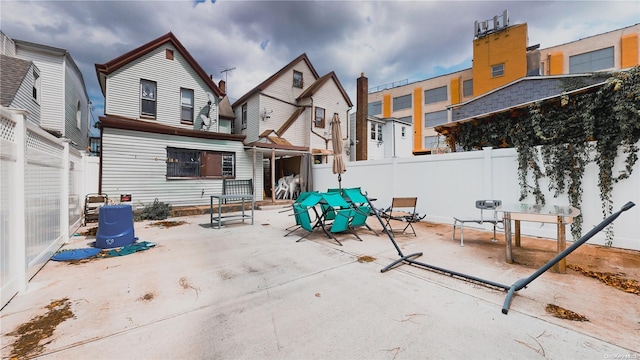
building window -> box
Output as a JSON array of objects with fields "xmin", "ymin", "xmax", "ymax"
[
  {"xmin": 424, "ymin": 135, "xmax": 442, "ymax": 149},
  {"xmin": 393, "ymin": 94, "xmax": 412, "ymax": 111},
  {"xmin": 491, "ymin": 63, "xmax": 505, "ymax": 77},
  {"xmin": 293, "ymin": 70, "xmax": 303, "ymax": 88},
  {"xmin": 370, "ymin": 123, "xmax": 382, "ymax": 141},
  {"xmin": 424, "ymin": 86, "xmax": 447, "ymax": 104},
  {"xmin": 401, "ymin": 126, "xmax": 406, "ymax": 138},
  {"xmin": 180, "ymin": 88, "xmax": 194, "ymax": 123},
  {"xmin": 76, "ymin": 101, "xmax": 81, "ymax": 129},
  {"xmin": 140, "ymin": 79, "xmax": 157, "ymax": 118},
  {"xmin": 166, "ymin": 49, "xmax": 174, "ymax": 60},
  {"xmin": 368, "ymin": 101, "xmax": 382, "ymax": 115},
  {"xmin": 167, "ymin": 147, "xmax": 235, "ymax": 179},
  {"xmin": 463, "ymin": 79, "xmax": 473, "ymax": 97},
  {"xmin": 315, "ymin": 107, "xmax": 325, "ymax": 128},
  {"xmin": 424, "ymin": 110, "xmax": 448, "ymax": 128},
  {"xmin": 569, "ymin": 47, "xmax": 614, "ymax": 74},
  {"xmin": 241, "ymin": 103, "xmax": 247, "ymax": 130},
  {"xmin": 32, "ymin": 71, "xmax": 40, "ymax": 103}
]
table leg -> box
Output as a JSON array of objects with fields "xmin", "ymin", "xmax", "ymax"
[
  {"xmin": 217, "ymin": 197, "xmax": 222, "ymax": 229},
  {"xmin": 556, "ymin": 216, "xmax": 567, "ymax": 273},
  {"xmin": 241, "ymin": 198, "xmax": 245, "ymax": 223},
  {"xmin": 515, "ymin": 220, "xmax": 521, "ymax": 247},
  {"xmin": 210, "ymin": 196, "xmax": 213, "ymax": 226},
  {"xmin": 504, "ymin": 213, "xmax": 513, "ymax": 263}
]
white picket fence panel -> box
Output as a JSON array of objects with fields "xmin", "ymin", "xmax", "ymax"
[{"xmin": 1, "ymin": 107, "xmax": 88, "ymax": 308}]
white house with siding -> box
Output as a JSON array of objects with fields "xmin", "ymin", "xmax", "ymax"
[
  {"xmin": 0, "ymin": 53, "xmax": 41, "ymax": 126},
  {"xmin": 10, "ymin": 36, "xmax": 90, "ymax": 151},
  {"xmin": 231, "ymin": 53, "xmax": 353, "ymax": 198},
  {"xmin": 96, "ymin": 32, "xmax": 262, "ymax": 208}
]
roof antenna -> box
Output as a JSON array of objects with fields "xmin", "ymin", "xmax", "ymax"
[{"xmin": 220, "ymin": 66, "xmax": 236, "ymax": 93}]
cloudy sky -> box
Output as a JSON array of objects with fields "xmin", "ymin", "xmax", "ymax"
[{"xmin": 2, "ymin": 0, "xmax": 639, "ymax": 132}]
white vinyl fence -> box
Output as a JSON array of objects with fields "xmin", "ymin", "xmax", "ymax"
[
  {"xmin": 1, "ymin": 107, "xmax": 88, "ymax": 308},
  {"xmin": 313, "ymin": 145, "xmax": 639, "ymax": 251}
]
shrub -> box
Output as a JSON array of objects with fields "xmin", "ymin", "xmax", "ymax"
[{"xmin": 136, "ymin": 198, "xmax": 172, "ymax": 221}]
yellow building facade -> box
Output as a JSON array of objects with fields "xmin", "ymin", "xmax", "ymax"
[{"xmin": 366, "ymin": 19, "xmax": 640, "ymax": 155}]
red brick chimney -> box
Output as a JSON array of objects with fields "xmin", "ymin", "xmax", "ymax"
[
  {"xmin": 356, "ymin": 72, "xmax": 368, "ymax": 161},
  {"xmin": 218, "ymin": 80, "xmax": 226, "ymax": 95}
]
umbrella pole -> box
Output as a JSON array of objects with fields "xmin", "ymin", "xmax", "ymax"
[{"xmin": 338, "ymin": 173, "xmax": 342, "ymax": 191}]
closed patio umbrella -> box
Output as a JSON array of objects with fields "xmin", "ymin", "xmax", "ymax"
[{"xmin": 330, "ymin": 113, "xmax": 346, "ymax": 190}]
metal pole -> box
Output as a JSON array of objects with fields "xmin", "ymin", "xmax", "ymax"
[{"xmin": 502, "ymin": 201, "xmax": 635, "ymax": 314}]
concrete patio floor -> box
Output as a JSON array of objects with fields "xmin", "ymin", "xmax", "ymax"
[{"xmin": 1, "ymin": 207, "xmax": 639, "ymax": 359}]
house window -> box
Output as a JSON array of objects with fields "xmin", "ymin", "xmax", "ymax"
[
  {"xmin": 166, "ymin": 49, "xmax": 174, "ymax": 60},
  {"xmin": 180, "ymin": 88, "xmax": 194, "ymax": 123},
  {"xmin": 370, "ymin": 123, "xmax": 382, "ymax": 141},
  {"xmin": 241, "ymin": 103, "xmax": 247, "ymax": 130},
  {"xmin": 424, "ymin": 135, "xmax": 442, "ymax": 149},
  {"xmin": 424, "ymin": 86, "xmax": 447, "ymax": 104},
  {"xmin": 569, "ymin": 47, "xmax": 614, "ymax": 74},
  {"xmin": 166, "ymin": 147, "xmax": 235, "ymax": 179},
  {"xmin": 32, "ymin": 71, "xmax": 40, "ymax": 103},
  {"xmin": 424, "ymin": 110, "xmax": 448, "ymax": 128},
  {"xmin": 140, "ymin": 79, "xmax": 157, "ymax": 118},
  {"xmin": 293, "ymin": 70, "xmax": 303, "ymax": 88},
  {"xmin": 463, "ymin": 79, "xmax": 473, "ymax": 97},
  {"xmin": 368, "ymin": 100, "xmax": 382, "ymax": 115},
  {"xmin": 76, "ymin": 101, "xmax": 81, "ymax": 129},
  {"xmin": 315, "ymin": 107, "xmax": 325, "ymax": 128},
  {"xmin": 491, "ymin": 63, "xmax": 505, "ymax": 77},
  {"xmin": 401, "ymin": 126, "xmax": 406, "ymax": 138},
  {"xmin": 393, "ymin": 94, "xmax": 412, "ymax": 111}
]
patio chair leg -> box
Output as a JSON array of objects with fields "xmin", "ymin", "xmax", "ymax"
[{"xmin": 365, "ymin": 223, "xmax": 378, "ymax": 236}]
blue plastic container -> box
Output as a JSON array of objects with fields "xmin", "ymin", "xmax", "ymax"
[{"xmin": 95, "ymin": 204, "xmax": 136, "ymax": 249}]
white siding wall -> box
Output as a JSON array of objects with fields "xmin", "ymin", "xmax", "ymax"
[
  {"xmin": 105, "ymin": 44, "xmax": 219, "ymax": 131},
  {"xmin": 64, "ymin": 60, "xmax": 89, "ymax": 150},
  {"xmin": 102, "ymin": 128, "xmax": 262, "ymax": 208},
  {"xmin": 9, "ymin": 64, "xmax": 41, "ymax": 126},
  {"xmin": 309, "ymin": 82, "xmax": 350, "ymax": 154},
  {"xmin": 15, "ymin": 48, "xmax": 65, "ymax": 133},
  {"xmin": 238, "ymin": 95, "xmax": 261, "ymax": 143},
  {"xmin": 367, "ymin": 120, "xmax": 385, "ymax": 160},
  {"xmin": 262, "ymin": 63, "xmax": 314, "ymax": 104}
]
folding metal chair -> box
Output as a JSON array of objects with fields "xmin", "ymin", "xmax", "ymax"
[
  {"xmin": 452, "ymin": 200, "xmax": 502, "ymax": 246},
  {"xmin": 343, "ymin": 188, "xmax": 378, "ymax": 236},
  {"xmin": 382, "ymin": 197, "xmax": 422, "ymax": 236},
  {"xmin": 284, "ymin": 191, "xmax": 318, "ymax": 236}
]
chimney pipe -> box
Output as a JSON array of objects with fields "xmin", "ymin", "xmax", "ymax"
[{"xmin": 356, "ymin": 72, "xmax": 368, "ymax": 161}]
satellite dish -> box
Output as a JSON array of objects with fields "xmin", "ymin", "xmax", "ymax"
[
  {"xmin": 200, "ymin": 114, "xmax": 211, "ymax": 131},
  {"xmin": 206, "ymin": 92, "xmax": 216, "ymax": 104}
]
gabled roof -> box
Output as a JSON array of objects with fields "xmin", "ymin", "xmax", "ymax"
[
  {"xmin": 297, "ymin": 71, "xmax": 353, "ymax": 107},
  {"xmin": 231, "ymin": 53, "xmax": 320, "ymax": 107},
  {"xmin": 95, "ymin": 32, "xmax": 223, "ymax": 98},
  {"xmin": 0, "ymin": 54, "xmax": 33, "ymax": 107},
  {"xmin": 218, "ymin": 96, "xmax": 235, "ymax": 120}
]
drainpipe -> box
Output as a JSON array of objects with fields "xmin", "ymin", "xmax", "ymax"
[{"xmin": 308, "ymin": 97, "xmax": 330, "ymax": 162}]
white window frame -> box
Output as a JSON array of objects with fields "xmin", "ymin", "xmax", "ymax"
[
  {"xmin": 293, "ymin": 70, "xmax": 303, "ymax": 88},
  {"xmin": 241, "ymin": 103, "xmax": 247, "ymax": 130},
  {"xmin": 491, "ymin": 63, "xmax": 505, "ymax": 77},
  {"xmin": 370, "ymin": 123, "xmax": 382, "ymax": 141},
  {"xmin": 76, "ymin": 101, "xmax": 81, "ymax": 129},
  {"xmin": 140, "ymin": 79, "xmax": 157, "ymax": 118},
  {"xmin": 180, "ymin": 88, "xmax": 194, "ymax": 124}
]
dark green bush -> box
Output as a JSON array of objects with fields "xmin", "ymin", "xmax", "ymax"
[{"xmin": 136, "ymin": 198, "xmax": 172, "ymax": 221}]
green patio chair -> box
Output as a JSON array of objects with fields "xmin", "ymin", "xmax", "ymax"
[
  {"xmin": 284, "ymin": 191, "xmax": 318, "ymax": 236},
  {"xmin": 292, "ymin": 203, "xmax": 315, "ymax": 242},
  {"xmin": 329, "ymin": 208, "xmax": 360, "ymax": 244},
  {"xmin": 343, "ymin": 188, "xmax": 378, "ymax": 236}
]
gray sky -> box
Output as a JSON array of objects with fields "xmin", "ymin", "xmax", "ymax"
[{"xmin": 2, "ymin": 0, "xmax": 639, "ymax": 130}]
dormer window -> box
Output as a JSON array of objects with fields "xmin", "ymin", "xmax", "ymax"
[
  {"xmin": 140, "ymin": 79, "xmax": 157, "ymax": 118},
  {"xmin": 293, "ymin": 70, "xmax": 303, "ymax": 88},
  {"xmin": 32, "ymin": 71, "xmax": 40, "ymax": 103}
]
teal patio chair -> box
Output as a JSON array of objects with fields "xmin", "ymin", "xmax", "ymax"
[
  {"xmin": 343, "ymin": 188, "xmax": 378, "ymax": 236},
  {"xmin": 292, "ymin": 203, "xmax": 316, "ymax": 242},
  {"xmin": 284, "ymin": 191, "xmax": 319, "ymax": 236}
]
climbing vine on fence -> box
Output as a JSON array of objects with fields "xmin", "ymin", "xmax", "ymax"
[{"xmin": 441, "ymin": 66, "xmax": 640, "ymax": 245}]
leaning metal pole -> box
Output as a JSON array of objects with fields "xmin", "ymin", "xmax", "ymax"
[
  {"xmin": 502, "ymin": 201, "xmax": 635, "ymax": 314},
  {"xmin": 365, "ymin": 194, "xmax": 511, "ymax": 291}
]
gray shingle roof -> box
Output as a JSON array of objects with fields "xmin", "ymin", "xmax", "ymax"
[{"xmin": 0, "ymin": 54, "xmax": 33, "ymax": 107}]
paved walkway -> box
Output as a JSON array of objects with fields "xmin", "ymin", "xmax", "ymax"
[{"xmin": 1, "ymin": 208, "xmax": 638, "ymax": 359}]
